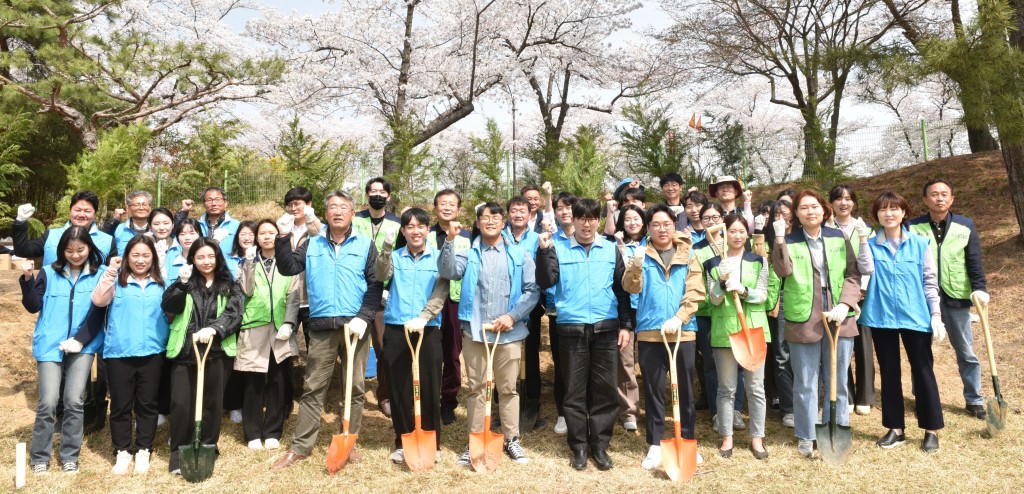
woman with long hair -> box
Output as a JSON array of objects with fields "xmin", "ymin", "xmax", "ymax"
[{"xmin": 611, "ymin": 203, "xmax": 647, "ymax": 432}]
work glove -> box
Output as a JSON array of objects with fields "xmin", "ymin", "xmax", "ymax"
[
  {"xmin": 154, "ymin": 238, "xmax": 169, "ymax": 255},
  {"xmin": 405, "ymin": 317, "xmax": 427, "ymax": 334},
  {"xmin": 631, "ymin": 248, "xmax": 646, "ymax": 269},
  {"xmin": 59, "ymin": 338, "xmax": 83, "ymax": 354},
  {"xmin": 718, "ymin": 256, "xmax": 739, "ymax": 282},
  {"xmin": 16, "ymin": 203, "xmax": 35, "ymax": 222},
  {"xmin": 971, "ymin": 290, "xmax": 990, "ymax": 306},
  {"xmin": 348, "ymin": 318, "xmax": 368, "ymax": 339},
  {"xmin": 661, "ymin": 316, "xmax": 682, "ymax": 335},
  {"xmin": 276, "ymin": 213, "xmax": 295, "ymax": 236},
  {"xmin": 178, "ymin": 263, "xmax": 193, "ymax": 283},
  {"xmin": 212, "ymin": 228, "xmax": 229, "ymax": 243},
  {"xmin": 276, "ymin": 323, "xmax": 293, "ymax": 341},
  {"xmin": 384, "ymin": 227, "xmax": 398, "ymax": 247},
  {"xmin": 772, "ymin": 219, "xmax": 788, "ymax": 238},
  {"xmin": 725, "ymin": 276, "xmax": 744, "ymax": 293},
  {"xmin": 754, "ymin": 215, "xmax": 766, "ymax": 231},
  {"xmin": 193, "ymin": 327, "xmax": 217, "ymax": 344},
  {"xmin": 304, "ymin": 205, "xmax": 317, "ymax": 225},
  {"xmin": 931, "ymin": 315, "xmax": 946, "ymax": 343},
  {"xmin": 825, "ymin": 303, "xmax": 849, "ymax": 326},
  {"xmin": 854, "ymin": 218, "xmax": 871, "ymax": 241},
  {"xmin": 245, "ymin": 245, "xmax": 257, "ymax": 261},
  {"xmin": 381, "ymin": 289, "xmax": 390, "ymax": 305}
]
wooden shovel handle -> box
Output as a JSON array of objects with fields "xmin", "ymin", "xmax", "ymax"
[
  {"xmin": 971, "ymin": 294, "xmax": 998, "ymax": 378},
  {"xmin": 404, "ymin": 324, "xmax": 425, "ymax": 419},
  {"xmin": 191, "ymin": 338, "xmax": 213, "ymax": 422},
  {"xmin": 342, "ymin": 324, "xmax": 360, "ymax": 425},
  {"xmin": 821, "ymin": 314, "xmax": 841, "ymax": 402}
]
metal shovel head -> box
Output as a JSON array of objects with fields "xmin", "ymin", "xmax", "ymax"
[
  {"xmin": 179, "ymin": 440, "xmax": 217, "ymax": 483},
  {"xmin": 518, "ymin": 382, "xmax": 539, "ymax": 434},
  {"xmin": 660, "ymin": 437, "xmax": 698, "ymax": 482},
  {"xmin": 326, "ymin": 429, "xmax": 358, "ymax": 475},
  {"xmin": 469, "ymin": 417, "xmax": 503, "ymax": 474},
  {"xmin": 985, "ymin": 394, "xmax": 1008, "ymax": 438},
  {"xmin": 728, "ymin": 327, "xmax": 767, "ymax": 372},
  {"xmin": 401, "ymin": 428, "xmax": 437, "ymax": 472},
  {"xmin": 815, "ymin": 420, "xmax": 853, "ymax": 464}
]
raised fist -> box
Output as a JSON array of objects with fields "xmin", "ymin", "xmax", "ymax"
[
  {"xmin": 181, "ymin": 199, "xmax": 194, "ymax": 211},
  {"xmin": 21, "ymin": 261, "xmax": 34, "ymax": 278},
  {"xmin": 114, "ymin": 208, "xmax": 126, "ymax": 219},
  {"xmin": 107, "ymin": 256, "xmax": 122, "ymax": 275},
  {"xmin": 538, "ymin": 231, "xmax": 553, "ymax": 249},
  {"xmin": 212, "ymin": 228, "xmax": 229, "ymax": 243},
  {"xmin": 245, "ymin": 245, "xmax": 257, "ymax": 261},
  {"xmin": 16, "ymin": 204, "xmax": 35, "ymax": 222},
  {"xmin": 542, "ymin": 181, "xmax": 553, "ymax": 195},
  {"xmin": 276, "ymin": 213, "xmax": 295, "ymax": 236},
  {"xmin": 446, "ymin": 221, "xmax": 463, "ymax": 242},
  {"xmin": 743, "ymin": 190, "xmax": 753, "ymax": 203}
]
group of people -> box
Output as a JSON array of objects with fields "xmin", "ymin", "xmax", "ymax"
[{"xmin": 11, "ymin": 171, "xmax": 990, "ymax": 478}]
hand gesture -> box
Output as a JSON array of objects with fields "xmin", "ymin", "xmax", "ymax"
[
  {"xmin": 542, "ymin": 181, "xmax": 553, "ymax": 196},
  {"xmin": 854, "ymin": 218, "xmax": 871, "ymax": 241},
  {"xmin": 384, "ymin": 227, "xmax": 398, "ymax": 246},
  {"xmin": 405, "ymin": 317, "xmax": 427, "ymax": 334},
  {"xmin": 178, "ymin": 263, "xmax": 193, "ymax": 283},
  {"xmin": 181, "ymin": 199, "xmax": 194, "ymax": 212},
  {"xmin": 540, "ymin": 219, "xmax": 555, "ymax": 234},
  {"xmin": 155, "ymin": 238, "xmax": 169, "ymax": 255},
  {"xmin": 743, "ymin": 189, "xmax": 753, "ymax": 204},
  {"xmin": 538, "ymin": 231, "xmax": 553, "ymax": 249},
  {"xmin": 772, "ymin": 219, "xmax": 788, "ymax": 239},
  {"xmin": 348, "ymin": 318, "xmax": 368, "ymax": 338},
  {"xmin": 21, "ymin": 261, "xmax": 34, "ymax": 279},
  {"xmin": 491, "ymin": 314, "xmax": 515, "ymax": 332},
  {"xmin": 107, "ymin": 256, "xmax": 122, "ymax": 275},
  {"xmin": 631, "ymin": 248, "xmax": 646, "ymax": 268},
  {"xmin": 606, "ymin": 199, "xmax": 618, "ymax": 212},
  {"xmin": 193, "ymin": 327, "xmax": 216, "ymax": 344},
  {"xmin": 303, "ymin": 205, "xmax": 316, "ymax": 223},
  {"xmin": 114, "ymin": 208, "xmax": 126, "ymax": 220},
  {"xmin": 661, "ymin": 316, "xmax": 683, "ymax": 335},
  {"xmin": 16, "ymin": 203, "xmax": 35, "ymax": 222},
  {"xmin": 212, "ymin": 228, "xmax": 229, "ymax": 243},
  {"xmin": 276, "ymin": 213, "xmax": 295, "ymax": 236},
  {"xmin": 613, "ymin": 231, "xmax": 626, "ymax": 246},
  {"xmin": 245, "ymin": 245, "xmax": 257, "ymax": 261},
  {"xmin": 726, "ymin": 276, "xmax": 744, "ymax": 293},
  {"xmin": 446, "ymin": 221, "xmax": 463, "ymax": 242}
]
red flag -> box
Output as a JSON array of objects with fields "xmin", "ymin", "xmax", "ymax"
[
  {"xmin": 696, "ymin": 116, "xmax": 703, "ymax": 131},
  {"xmin": 688, "ymin": 113, "xmax": 696, "ymax": 129}
]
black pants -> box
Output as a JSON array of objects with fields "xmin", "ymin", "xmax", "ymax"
[
  {"xmin": 524, "ymin": 301, "xmax": 546, "ymax": 401},
  {"xmin": 371, "ymin": 310, "xmax": 391, "ymax": 409},
  {"xmin": 872, "ymin": 329, "xmax": 944, "ymax": 431},
  {"xmin": 549, "ymin": 315, "xmax": 565, "ymax": 417},
  {"xmin": 106, "ymin": 354, "xmax": 163, "ymax": 453},
  {"xmin": 848, "ymin": 324, "xmax": 876, "ymax": 407},
  {"xmin": 382, "ymin": 325, "xmax": 442, "ymax": 450},
  {"xmin": 638, "ymin": 340, "xmax": 696, "ymax": 446},
  {"xmin": 241, "ymin": 352, "xmax": 294, "ymax": 442},
  {"xmin": 157, "ymin": 359, "xmax": 173, "ymax": 416},
  {"xmin": 558, "ymin": 323, "xmax": 618, "ymax": 450},
  {"xmin": 168, "ymin": 357, "xmax": 231, "ymax": 472},
  {"xmin": 766, "ymin": 315, "xmax": 794, "ymax": 414},
  {"xmin": 223, "ymin": 368, "xmax": 244, "ymax": 412}
]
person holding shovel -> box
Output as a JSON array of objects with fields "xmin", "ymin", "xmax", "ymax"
[
  {"xmin": 771, "ymin": 190, "xmax": 872, "ymax": 459},
  {"xmin": 439, "ymin": 202, "xmax": 540, "ymax": 467},
  {"xmin": 861, "ymin": 191, "xmax": 945, "ymax": 453},
  {"xmin": 621, "ymin": 204, "xmax": 706, "ymax": 470},
  {"xmin": 161, "ymin": 236, "xmax": 244, "ymax": 475},
  {"xmin": 704, "ymin": 214, "xmax": 770, "ymax": 460},
  {"xmin": 20, "ymin": 226, "xmax": 106, "ymax": 475}
]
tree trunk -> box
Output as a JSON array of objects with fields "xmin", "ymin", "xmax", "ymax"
[
  {"xmin": 1000, "ymin": 144, "xmax": 1024, "ymax": 240},
  {"xmin": 967, "ymin": 126, "xmax": 999, "ymax": 152}
]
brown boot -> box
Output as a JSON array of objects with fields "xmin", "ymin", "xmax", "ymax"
[{"xmin": 271, "ymin": 451, "xmax": 307, "ymax": 470}]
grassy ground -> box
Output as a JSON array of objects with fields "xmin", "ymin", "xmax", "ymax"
[{"xmin": 1, "ymin": 152, "xmax": 1022, "ymax": 493}]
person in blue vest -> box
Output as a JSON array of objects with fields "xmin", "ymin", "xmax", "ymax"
[
  {"xmin": 161, "ymin": 236, "xmax": 244, "ymax": 474},
  {"xmin": 164, "ymin": 218, "xmax": 203, "ymax": 286},
  {"xmin": 175, "ymin": 187, "xmax": 241, "ymax": 249},
  {"xmin": 147, "ymin": 207, "xmax": 175, "ymax": 273},
  {"xmin": 622, "ymin": 204, "xmax": 706, "ymax": 469},
  {"xmin": 547, "ymin": 191, "xmax": 576, "ymax": 435},
  {"xmin": 536, "ymin": 198, "xmax": 632, "ymax": 471},
  {"xmin": 440, "ymin": 202, "xmax": 540, "ymax": 466},
  {"xmin": 375, "ymin": 207, "xmax": 450, "ymax": 464},
  {"xmin": 862, "ymin": 191, "xmax": 945, "ymax": 453},
  {"xmin": 908, "ymin": 179, "xmax": 989, "ymax": 420},
  {"xmin": 763, "ymin": 199, "xmax": 795, "ymax": 428},
  {"xmin": 271, "ymin": 190, "xmax": 383, "ymax": 469},
  {"xmin": 682, "ymin": 190, "xmax": 709, "ymax": 245},
  {"xmin": 611, "ymin": 203, "xmax": 647, "ymax": 433},
  {"xmin": 82, "ymin": 236, "xmax": 168, "ymax": 475},
  {"xmin": 101, "ymin": 191, "xmax": 154, "ymax": 256},
  {"xmin": 19, "ymin": 226, "xmax": 106, "ymax": 475},
  {"xmin": 225, "ymin": 220, "xmax": 258, "ymax": 280},
  {"xmin": 235, "ymin": 219, "xmax": 301, "ymax": 451},
  {"xmin": 13, "ymin": 190, "xmax": 116, "ymax": 265}
]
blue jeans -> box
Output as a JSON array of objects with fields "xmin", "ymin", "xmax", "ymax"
[
  {"xmin": 32, "ymin": 353, "xmax": 93, "ymax": 465},
  {"xmin": 940, "ymin": 304, "xmax": 983, "ymax": 405},
  {"xmin": 697, "ymin": 316, "xmax": 744, "ymax": 414},
  {"xmin": 790, "ymin": 336, "xmax": 853, "ymax": 441}
]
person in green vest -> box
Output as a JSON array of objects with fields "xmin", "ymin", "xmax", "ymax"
[
  {"xmin": 161, "ymin": 236, "xmax": 244, "ymax": 475},
  {"xmin": 772, "ymin": 189, "xmax": 872, "ymax": 459},
  {"xmin": 235, "ymin": 219, "xmax": 301, "ymax": 451},
  {"xmin": 908, "ymin": 179, "xmax": 990, "ymax": 420},
  {"xmin": 704, "ymin": 214, "xmax": 770, "ymax": 460}
]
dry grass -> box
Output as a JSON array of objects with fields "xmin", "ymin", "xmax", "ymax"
[{"xmin": 2, "ymin": 152, "xmax": 1023, "ymax": 493}]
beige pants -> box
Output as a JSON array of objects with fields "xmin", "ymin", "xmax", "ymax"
[
  {"xmin": 463, "ymin": 333, "xmax": 522, "ymax": 439},
  {"xmin": 617, "ymin": 337, "xmax": 640, "ymax": 423}
]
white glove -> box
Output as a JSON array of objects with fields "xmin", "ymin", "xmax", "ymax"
[
  {"xmin": 661, "ymin": 316, "xmax": 682, "ymax": 335},
  {"xmin": 276, "ymin": 323, "xmax": 293, "ymax": 341},
  {"xmin": 971, "ymin": 290, "xmax": 990, "ymax": 306},
  {"xmin": 16, "ymin": 203, "xmax": 35, "ymax": 222},
  {"xmin": 348, "ymin": 318, "xmax": 368, "ymax": 338},
  {"xmin": 772, "ymin": 219, "xmax": 787, "ymax": 237},
  {"xmin": 245, "ymin": 245, "xmax": 257, "ymax": 261},
  {"xmin": 719, "ymin": 256, "xmax": 739, "ymax": 281},
  {"xmin": 303, "ymin": 205, "xmax": 317, "ymax": 225},
  {"xmin": 178, "ymin": 263, "xmax": 193, "ymax": 283},
  {"xmin": 631, "ymin": 249, "xmax": 646, "ymax": 268},
  {"xmin": 725, "ymin": 276, "xmax": 744, "ymax": 293},
  {"xmin": 613, "ymin": 231, "xmax": 625, "ymax": 246},
  {"xmin": 405, "ymin": 317, "xmax": 427, "ymax": 333},
  {"xmin": 59, "ymin": 338, "xmax": 83, "ymax": 354},
  {"xmin": 276, "ymin": 213, "xmax": 295, "ymax": 236},
  {"xmin": 212, "ymin": 228, "xmax": 229, "ymax": 243},
  {"xmin": 931, "ymin": 315, "xmax": 946, "ymax": 343},
  {"xmin": 155, "ymin": 238, "xmax": 169, "ymax": 255},
  {"xmin": 754, "ymin": 215, "xmax": 766, "ymax": 231},
  {"xmin": 193, "ymin": 327, "xmax": 217, "ymax": 344},
  {"xmin": 384, "ymin": 227, "xmax": 397, "ymax": 247},
  {"xmin": 381, "ymin": 289, "xmax": 389, "ymax": 305},
  {"xmin": 854, "ymin": 218, "xmax": 872, "ymax": 241},
  {"xmin": 825, "ymin": 303, "xmax": 849, "ymax": 325}
]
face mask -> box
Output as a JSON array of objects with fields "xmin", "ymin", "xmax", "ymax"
[{"xmin": 368, "ymin": 195, "xmax": 388, "ymax": 210}]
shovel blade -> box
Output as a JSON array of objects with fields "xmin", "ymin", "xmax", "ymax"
[
  {"xmin": 815, "ymin": 423, "xmax": 853, "ymax": 465},
  {"xmin": 729, "ymin": 327, "xmax": 767, "ymax": 372},
  {"xmin": 660, "ymin": 437, "xmax": 698, "ymax": 482},
  {"xmin": 985, "ymin": 396, "xmax": 1008, "ymax": 438},
  {"xmin": 469, "ymin": 417, "xmax": 503, "ymax": 474},
  {"xmin": 519, "ymin": 396, "xmax": 539, "ymax": 434},
  {"xmin": 326, "ymin": 432, "xmax": 358, "ymax": 475},
  {"xmin": 178, "ymin": 442, "xmax": 217, "ymax": 483},
  {"xmin": 401, "ymin": 428, "xmax": 437, "ymax": 472}
]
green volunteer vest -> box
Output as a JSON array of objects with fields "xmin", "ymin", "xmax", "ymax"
[
  {"xmin": 352, "ymin": 215, "xmax": 402, "ymax": 253},
  {"xmin": 709, "ymin": 255, "xmax": 770, "ymax": 348},
  {"xmin": 909, "ymin": 221, "xmax": 972, "ymax": 300},
  {"xmin": 241, "ymin": 262, "xmax": 291, "ymax": 330},
  {"xmin": 691, "ymin": 241, "xmax": 718, "ymax": 317},
  {"xmin": 427, "ymin": 233, "xmax": 470, "ymax": 302},
  {"xmin": 166, "ymin": 294, "xmax": 235, "ymax": 358},
  {"xmin": 781, "ymin": 233, "xmax": 850, "ymax": 323}
]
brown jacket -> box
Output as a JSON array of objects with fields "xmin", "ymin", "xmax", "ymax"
[{"xmin": 622, "ymin": 233, "xmax": 706, "ymax": 343}]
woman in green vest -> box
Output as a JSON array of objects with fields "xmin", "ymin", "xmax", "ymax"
[
  {"xmin": 161, "ymin": 236, "xmax": 244, "ymax": 475},
  {"xmin": 235, "ymin": 219, "xmax": 300, "ymax": 450},
  {"xmin": 704, "ymin": 214, "xmax": 770, "ymax": 459}
]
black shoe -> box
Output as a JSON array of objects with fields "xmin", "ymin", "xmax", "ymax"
[
  {"xmin": 750, "ymin": 445, "xmax": 769, "ymax": 460},
  {"xmin": 922, "ymin": 432, "xmax": 939, "ymax": 453},
  {"xmin": 591, "ymin": 448, "xmax": 613, "ymax": 471},
  {"xmin": 532, "ymin": 417, "xmax": 547, "ymax": 432},
  {"xmin": 694, "ymin": 398, "xmax": 710, "ymax": 411},
  {"xmin": 570, "ymin": 447, "xmax": 587, "ymax": 471},
  {"xmin": 718, "ymin": 447, "xmax": 733, "ymax": 458},
  {"xmin": 966, "ymin": 404, "xmax": 987, "ymax": 420},
  {"xmin": 876, "ymin": 429, "xmax": 906, "ymax": 449},
  {"xmin": 769, "ymin": 398, "xmax": 781, "ymax": 412},
  {"xmin": 380, "ymin": 400, "xmax": 392, "ymax": 419},
  {"xmin": 441, "ymin": 407, "xmax": 457, "ymax": 426}
]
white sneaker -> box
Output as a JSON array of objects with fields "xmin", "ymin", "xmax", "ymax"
[
  {"xmin": 855, "ymin": 405, "xmax": 871, "ymax": 415},
  {"xmin": 390, "ymin": 449, "xmax": 405, "ymax": 464},
  {"xmin": 230, "ymin": 410, "xmax": 243, "ymax": 424},
  {"xmin": 733, "ymin": 414, "xmax": 747, "ymax": 430},
  {"xmin": 263, "ymin": 438, "xmax": 280, "ymax": 450},
  {"xmin": 134, "ymin": 449, "xmax": 150, "ymax": 474},
  {"xmin": 554, "ymin": 416, "xmax": 567, "ymax": 435},
  {"xmin": 782, "ymin": 413, "xmax": 795, "ymax": 428},
  {"xmin": 622, "ymin": 419, "xmax": 638, "ymax": 432},
  {"xmin": 157, "ymin": 414, "xmax": 167, "ymax": 427},
  {"xmin": 641, "ymin": 445, "xmax": 662, "ymax": 470},
  {"xmin": 112, "ymin": 450, "xmax": 132, "ymax": 475},
  {"xmin": 247, "ymin": 439, "xmax": 263, "ymax": 450}
]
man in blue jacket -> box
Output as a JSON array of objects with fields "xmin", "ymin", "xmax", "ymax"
[{"xmin": 13, "ymin": 190, "xmax": 116, "ymax": 265}]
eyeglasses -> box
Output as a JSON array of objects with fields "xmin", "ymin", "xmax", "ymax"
[
  {"xmin": 701, "ymin": 215, "xmax": 722, "ymax": 222},
  {"xmin": 237, "ymin": 232, "xmax": 255, "ymax": 239},
  {"xmin": 576, "ymin": 217, "xmax": 600, "ymax": 225},
  {"xmin": 478, "ymin": 214, "xmax": 504, "ymax": 224},
  {"xmin": 327, "ymin": 204, "xmax": 353, "ymax": 212},
  {"xmin": 649, "ymin": 222, "xmax": 673, "ymax": 230},
  {"xmin": 204, "ymin": 197, "xmax": 225, "ymax": 204}
]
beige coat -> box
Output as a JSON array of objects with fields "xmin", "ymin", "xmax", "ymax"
[{"xmin": 233, "ymin": 257, "xmax": 301, "ymax": 373}]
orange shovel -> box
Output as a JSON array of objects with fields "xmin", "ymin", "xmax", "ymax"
[
  {"xmin": 660, "ymin": 329, "xmax": 698, "ymax": 482},
  {"xmin": 326, "ymin": 325, "xmax": 360, "ymax": 474},
  {"xmin": 469, "ymin": 325, "xmax": 503, "ymax": 473},
  {"xmin": 401, "ymin": 326, "xmax": 436, "ymax": 472}
]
